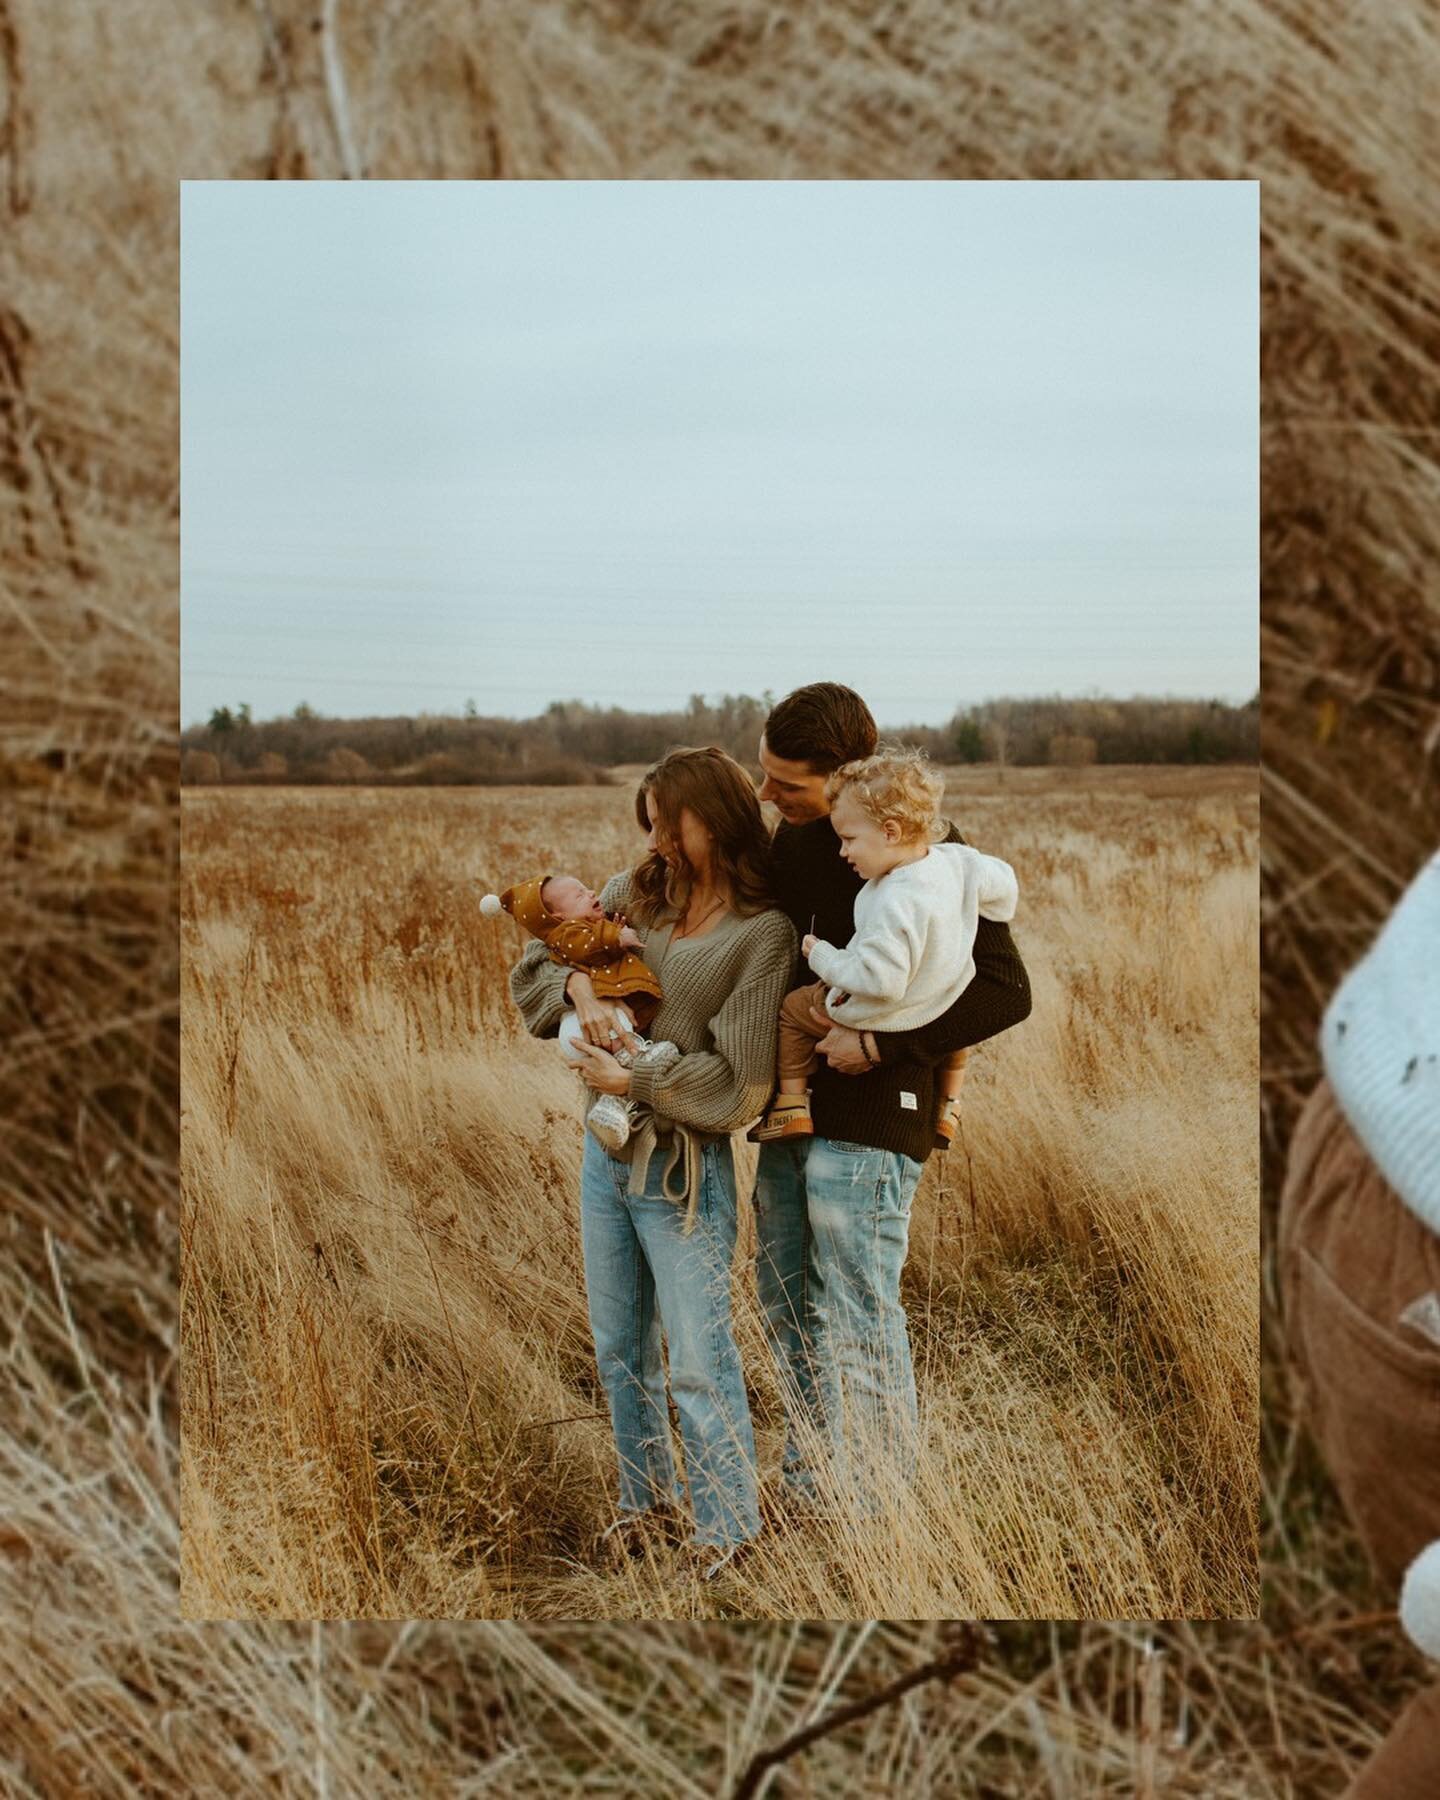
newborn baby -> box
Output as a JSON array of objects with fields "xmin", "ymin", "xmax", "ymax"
[{"xmin": 480, "ymin": 872, "xmax": 679, "ymax": 1151}]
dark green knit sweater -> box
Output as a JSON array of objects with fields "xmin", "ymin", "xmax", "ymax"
[{"xmin": 769, "ymin": 817, "xmax": 1032, "ymax": 1162}]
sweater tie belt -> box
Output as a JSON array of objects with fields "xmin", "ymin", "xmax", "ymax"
[{"xmin": 626, "ymin": 1112, "xmax": 710, "ymax": 1231}]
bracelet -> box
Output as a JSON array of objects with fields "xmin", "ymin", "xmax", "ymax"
[{"xmin": 862, "ymin": 1032, "xmax": 879, "ymax": 1067}]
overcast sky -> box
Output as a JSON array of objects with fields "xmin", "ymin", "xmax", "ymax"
[{"xmin": 181, "ymin": 181, "xmax": 1257, "ymax": 730}]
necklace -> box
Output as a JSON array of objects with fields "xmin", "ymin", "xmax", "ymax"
[{"xmin": 673, "ymin": 893, "xmax": 726, "ymax": 942}]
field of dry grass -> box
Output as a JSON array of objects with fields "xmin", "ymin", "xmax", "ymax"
[
  {"xmin": 6, "ymin": 0, "xmax": 1440, "ymax": 1791},
  {"xmin": 179, "ymin": 769, "xmax": 1259, "ymax": 1623}
]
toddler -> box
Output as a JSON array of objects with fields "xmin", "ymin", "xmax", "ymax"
[
  {"xmin": 748, "ymin": 747, "xmax": 1018, "ymax": 1148},
  {"xmin": 480, "ymin": 873, "xmax": 679, "ymax": 1152}
]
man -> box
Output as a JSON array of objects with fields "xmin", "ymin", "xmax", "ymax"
[{"xmin": 752, "ymin": 682, "xmax": 1032, "ymax": 1511}]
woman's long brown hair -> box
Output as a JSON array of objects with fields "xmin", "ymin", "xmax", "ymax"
[{"xmin": 629, "ymin": 746, "xmax": 775, "ymax": 926}]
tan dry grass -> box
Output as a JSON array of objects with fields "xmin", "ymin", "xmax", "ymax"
[
  {"xmin": 179, "ymin": 773, "xmax": 1259, "ymax": 1622},
  {"xmin": 5, "ymin": 0, "xmax": 1439, "ymax": 1789}
]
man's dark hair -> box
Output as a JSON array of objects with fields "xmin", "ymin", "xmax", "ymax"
[{"xmin": 764, "ymin": 683, "xmax": 878, "ymax": 774}]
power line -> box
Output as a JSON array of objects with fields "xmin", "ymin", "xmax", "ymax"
[
  {"xmin": 179, "ymin": 669, "xmax": 987, "ymax": 709},
  {"xmin": 183, "ymin": 551, "xmax": 1253, "ymax": 588}
]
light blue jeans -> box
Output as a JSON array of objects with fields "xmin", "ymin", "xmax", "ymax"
[
  {"xmin": 579, "ymin": 1130, "xmax": 759, "ymax": 1547},
  {"xmin": 754, "ymin": 1136, "xmax": 923, "ymax": 1503}
]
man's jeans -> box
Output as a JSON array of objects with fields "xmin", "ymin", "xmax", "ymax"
[
  {"xmin": 580, "ymin": 1130, "xmax": 759, "ymax": 1547},
  {"xmin": 754, "ymin": 1136, "xmax": 923, "ymax": 1505}
]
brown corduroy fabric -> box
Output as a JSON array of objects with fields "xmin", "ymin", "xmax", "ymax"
[
  {"xmin": 775, "ymin": 979, "xmax": 840, "ymax": 1084},
  {"xmin": 1279, "ymin": 1077, "xmax": 1440, "ymax": 1800}
]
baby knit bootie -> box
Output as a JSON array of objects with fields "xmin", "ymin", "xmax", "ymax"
[
  {"xmin": 1400, "ymin": 1539, "xmax": 1440, "ymax": 1660},
  {"xmin": 586, "ymin": 1044, "xmax": 680, "ymax": 1156},
  {"xmin": 633, "ymin": 1039, "xmax": 681, "ymax": 1078},
  {"xmin": 612, "ymin": 1035, "xmax": 679, "ymax": 1073},
  {"xmin": 587, "ymin": 1094, "xmax": 636, "ymax": 1155}
]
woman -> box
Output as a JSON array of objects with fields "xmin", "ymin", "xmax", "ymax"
[
  {"xmin": 1280, "ymin": 847, "xmax": 1440, "ymax": 1798},
  {"xmin": 509, "ymin": 746, "xmax": 796, "ymax": 1579}
]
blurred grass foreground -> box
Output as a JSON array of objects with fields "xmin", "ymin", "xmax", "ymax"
[{"xmin": 4, "ymin": 0, "xmax": 1439, "ymax": 1792}]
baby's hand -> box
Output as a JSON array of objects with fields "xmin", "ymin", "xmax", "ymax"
[
  {"xmin": 618, "ymin": 925, "xmax": 643, "ymax": 950},
  {"xmin": 802, "ymin": 932, "xmax": 818, "ymax": 958}
]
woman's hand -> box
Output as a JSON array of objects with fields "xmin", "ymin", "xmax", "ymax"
[
  {"xmin": 567, "ymin": 971, "xmax": 643, "ymax": 1057},
  {"xmin": 802, "ymin": 932, "xmax": 818, "ymax": 958},
  {"xmin": 566, "ymin": 971, "xmax": 624, "ymax": 1050},
  {"xmin": 570, "ymin": 1038, "xmax": 632, "ymax": 1096}
]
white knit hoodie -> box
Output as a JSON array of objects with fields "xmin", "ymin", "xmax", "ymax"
[
  {"xmin": 1319, "ymin": 847, "xmax": 1440, "ymax": 1661},
  {"xmin": 805, "ymin": 842, "xmax": 1018, "ymax": 1031}
]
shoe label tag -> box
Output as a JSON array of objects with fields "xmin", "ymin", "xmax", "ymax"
[{"xmin": 899, "ymin": 1091, "xmax": 917, "ymax": 1111}]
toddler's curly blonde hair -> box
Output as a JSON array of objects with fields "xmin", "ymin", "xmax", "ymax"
[{"xmin": 824, "ymin": 744, "xmax": 947, "ymax": 844}]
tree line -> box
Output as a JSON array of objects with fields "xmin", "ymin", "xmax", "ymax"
[{"xmin": 181, "ymin": 691, "xmax": 1259, "ymax": 786}]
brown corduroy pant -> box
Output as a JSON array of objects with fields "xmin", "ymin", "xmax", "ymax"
[
  {"xmin": 1279, "ymin": 1078, "xmax": 1440, "ymax": 1799},
  {"xmin": 777, "ymin": 981, "xmax": 846, "ymax": 1084},
  {"xmin": 776, "ymin": 980, "xmax": 968, "ymax": 1090}
]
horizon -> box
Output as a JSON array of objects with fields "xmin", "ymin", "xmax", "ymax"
[{"xmin": 183, "ymin": 685, "xmax": 1258, "ymax": 734}]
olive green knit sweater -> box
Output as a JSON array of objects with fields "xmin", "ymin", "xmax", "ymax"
[{"xmin": 509, "ymin": 869, "xmax": 797, "ymax": 1210}]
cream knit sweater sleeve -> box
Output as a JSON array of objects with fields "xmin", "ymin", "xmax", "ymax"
[{"xmin": 1320, "ymin": 849, "xmax": 1440, "ymax": 1236}]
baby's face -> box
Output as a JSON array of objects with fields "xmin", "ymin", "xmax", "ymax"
[{"xmin": 544, "ymin": 876, "xmax": 605, "ymax": 922}]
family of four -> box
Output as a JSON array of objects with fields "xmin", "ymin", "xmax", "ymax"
[{"xmin": 490, "ymin": 683, "xmax": 1032, "ymax": 1580}]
